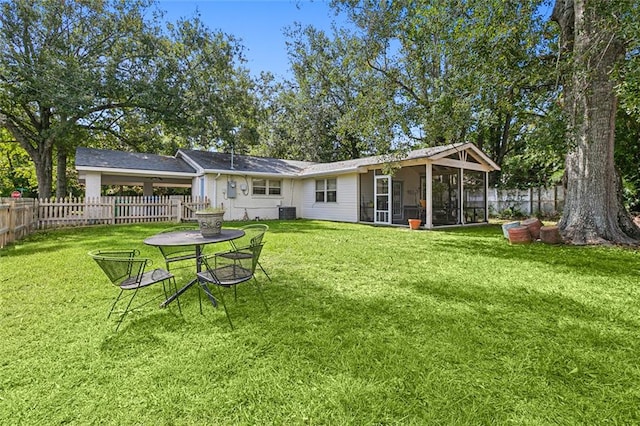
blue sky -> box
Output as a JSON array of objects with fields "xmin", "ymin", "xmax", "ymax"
[{"xmin": 157, "ymin": 0, "xmax": 342, "ymax": 79}]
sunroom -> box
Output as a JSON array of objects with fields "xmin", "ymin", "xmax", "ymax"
[{"xmin": 357, "ymin": 143, "xmax": 499, "ymax": 229}]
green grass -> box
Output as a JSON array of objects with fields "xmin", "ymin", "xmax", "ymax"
[{"xmin": 1, "ymin": 220, "xmax": 639, "ymax": 424}]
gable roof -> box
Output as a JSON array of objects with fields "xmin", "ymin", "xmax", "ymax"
[
  {"xmin": 177, "ymin": 149, "xmax": 315, "ymax": 177},
  {"xmin": 298, "ymin": 143, "xmax": 500, "ymax": 176},
  {"xmin": 76, "ymin": 142, "xmax": 499, "ymax": 180},
  {"xmin": 76, "ymin": 147, "xmax": 196, "ymax": 174}
]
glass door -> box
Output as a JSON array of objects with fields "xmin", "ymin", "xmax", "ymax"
[{"xmin": 374, "ymin": 175, "xmax": 391, "ymax": 224}]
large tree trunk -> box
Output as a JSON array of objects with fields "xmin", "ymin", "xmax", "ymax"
[
  {"xmin": 56, "ymin": 147, "xmax": 68, "ymax": 199},
  {"xmin": 3, "ymin": 118, "xmax": 54, "ymax": 199},
  {"xmin": 552, "ymin": 0, "xmax": 640, "ymax": 244}
]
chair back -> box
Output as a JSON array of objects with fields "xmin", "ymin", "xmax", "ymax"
[
  {"xmin": 201, "ymin": 243, "xmax": 264, "ymax": 283},
  {"xmin": 156, "ymin": 225, "xmax": 199, "ymax": 269},
  {"xmin": 88, "ymin": 249, "xmax": 147, "ymax": 286},
  {"xmin": 232, "ymin": 224, "xmax": 268, "ymax": 251},
  {"xmin": 247, "ymin": 243, "xmax": 264, "ymax": 274}
]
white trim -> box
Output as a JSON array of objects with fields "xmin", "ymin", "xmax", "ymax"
[
  {"xmin": 432, "ymin": 158, "xmax": 493, "ymax": 172},
  {"xmin": 76, "ymin": 166, "xmax": 195, "ymax": 179},
  {"xmin": 429, "ymin": 143, "xmax": 500, "ymax": 170},
  {"xmin": 202, "ymin": 169, "xmax": 298, "ymax": 179}
]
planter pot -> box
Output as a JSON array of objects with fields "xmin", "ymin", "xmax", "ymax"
[
  {"xmin": 540, "ymin": 225, "xmax": 562, "ymax": 244},
  {"xmin": 408, "ymin": 218, "xmax": 421, "ymax": 230},
  {"xmin": 501, "ymin": 221, "xmax": 521, "ymax": 238},
  {"xmin": 522, "ymin": 217, "xmax": 542, "ymax": 240},
  {"xmin": 195, "ymin": 211, "xmax": 225, "ymax": 237},
  {"xmin": 508, "ymin": 226, "xmax": 531, "ymax": 244}
]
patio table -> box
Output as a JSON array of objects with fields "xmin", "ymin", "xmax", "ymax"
[{"xmin": 144, "ymin": 228, "xmax": 245, "ymax": 308}]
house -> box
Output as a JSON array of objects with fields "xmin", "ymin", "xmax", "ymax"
[{"xmin": 75, "ymin": 142, "xmax": 500, "ymax": 228}]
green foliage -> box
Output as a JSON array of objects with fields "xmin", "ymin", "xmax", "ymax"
[
  {"xmin": 258, "ymin": 24, "xmax": 401, "ymax": 162},
  {"xmin": 615, "ymin": 110, "xmax": 640, "ymax": 211},
  {"xmin": 1, "ymin": 221, "xmax": 639, "ymax": 423},
  {"xmin": 0, "ymin": 130, "xmax": 37, "ymax": 196},
  {"xmin": 0, "ymin": 0, "xmax": 259, "ymax": 197},
  {"xmin": 495, "ymin": 205, "xmax": 526, "ymax": 219}
]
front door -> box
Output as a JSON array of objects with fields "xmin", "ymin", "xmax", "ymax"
[{"xmin": 374, "ymin": 175, "xmax": 391, "ymax": 224}]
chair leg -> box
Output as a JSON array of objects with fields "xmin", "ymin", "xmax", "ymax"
[
  {"xmin": 171, "ymin": 277, "xmax": 182, "ymax": 314},
  {"xmin": 114, "ymin": 288, "xmax": 140, "ymax": 332},
  {"xmin": 199, "ymin": 282, "xmax": 218, "ymax": 309},
  {"xmin": 161, "ymin": 281, "xmax": 169, "ymax": 301},
  {"xmin": 199, "ymin": 282, "xmax": 233, "ymax": 329},
  {"xmin": 215, "ymin": 284, "xmax": 234, "ymax": 329},
  {"xmin": 258, "ymin": 262, "xmax": 272, "ymax": 282},
  {"xmin": 108, "ymin": 289, "xmax": 125, "ymax": 319},
  {"xmin": 252, "ymin": 277, "xmax": 269, "ymax": 313}
]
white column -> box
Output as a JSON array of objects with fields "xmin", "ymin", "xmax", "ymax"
[
  {"xmin": 143, "ymin": 181, "xmax": 153, "ymax": 197},
  {"xmin": 84, "ymin": 172, "xmax": 102, "ymax": 198},
  {"xmin": 425, "ymin": 163, "xmax": 433, "ymax": 229},
  {"xmin": 460, "ymin": 169, "xmax": 465, "ymax": 225},
  {"xmin": 485, "ymin": 171, "xmax": 490, "ymax": 222}
]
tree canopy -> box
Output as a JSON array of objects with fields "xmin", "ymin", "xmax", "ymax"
[
  {"xmin": 0, "ymin": 0, "xmax": 258, "ymax": 198},
  {"xmin": 2, "ymin": 0, "xmax": 640, "ymax": 244}
]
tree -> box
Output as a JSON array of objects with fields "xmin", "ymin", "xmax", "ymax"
[
  {"xmin": 552, "ymin": 0, "xmax": 640, "ymax": 244},
  {"xmin": 0, "ymin": 129, "xmax": 36, "ymax": 197},
  {"xmin": 0, "ymin": 0, "xmax": 256, "ymax": 198},
  {"xmin": 330, "ymin": 0, "xmax": 559, "ymax": 181},
  {"xmin": 257, "ymin": 24, "xmax": 401, "ymax": 162}
]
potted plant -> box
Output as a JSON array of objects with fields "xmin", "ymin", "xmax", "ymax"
[
  {"xmin": 194, "ymin": 207, "xmax": 225, "ymax": 237},
  {"xmin": 408, "ymin": 218, "xmax": 421, "ymax": 230}
]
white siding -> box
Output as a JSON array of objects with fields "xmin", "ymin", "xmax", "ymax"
[
  {"xmin": 300, "ymin": 174, "xmax": 359, "ymax": 222},
  {"xmin": 211, "ymin": 174, "xmax": 298, "ymax": 221}
]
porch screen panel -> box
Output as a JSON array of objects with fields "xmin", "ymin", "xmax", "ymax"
[
  {"xmin": 463, "ymin": 171, "xmax": 486, "ymax": 223},
  {"xmin": 432, "ymin": 166, "xmax": 460, "ymax": 225}
]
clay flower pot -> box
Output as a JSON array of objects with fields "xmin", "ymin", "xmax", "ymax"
[
  {"xmin": 408, "ymin": 218, "xmax": 421, "ymax": 230},
  {"xmin": 522, "ymin": 217, "xmax": 542, "ymax": 240},
  {"xmin": 540, "ymin": 225, "xmax": 562, "ymax": 244},
  {"xmin": 508, "ymin": 226, "xmax": 532, "ymax": 244}
]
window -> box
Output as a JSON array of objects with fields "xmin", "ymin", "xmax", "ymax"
[
  {"xmin": 315, "ymin": 178, "xmax": 337, "ymax": 203},
  {"xmin": 252, "ymin": 179, "xmax": 281, "ymax": 196},
  {"xmin": 268, "ymin": 180, "xmax": 281, "ymax": 195}
]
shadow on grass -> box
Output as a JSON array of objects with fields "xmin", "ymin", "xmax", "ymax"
[
  {"xmin": 416, "ymin": 224, "xmax": 639, "ymax": 280},
  {"xmin": 0, "ymin": 220, "xmax": 345, "ymax": 258}
]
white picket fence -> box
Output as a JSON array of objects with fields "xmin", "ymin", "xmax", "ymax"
[
  {"xmin": 0, "ymin": 196, "xmax": 209, "ymax": 248},
  {"xmin": 1, "ymin": 187, "xmax": 562, "ymax": 248}
]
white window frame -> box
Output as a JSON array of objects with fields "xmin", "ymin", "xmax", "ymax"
[
  {"xmin": 252, "ymin": 178, "xmax": 282, "ymax": 196},
  {"xmin": 315, "ymin": 178, "xmax": 337, "ymax": 203}
]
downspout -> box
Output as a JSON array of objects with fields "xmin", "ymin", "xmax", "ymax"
[{"xmin": 212, "ymin": 173, "xmax": 221, "ymax": 207}]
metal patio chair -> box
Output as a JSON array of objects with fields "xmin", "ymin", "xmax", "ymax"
[
  {"xmin": 217, "ymin": 224, "xmax": 271, "ymax": 281},
  {"xmin": 197, "ymin": 243, "xmax": 268, "ymax": 329},
  {"xmin": 155, "ymin": 225, "xmax": 199, "ymax": 272},
  {"xmin": 88, "ymin": 249, "xmax": 180, "ymax": 331}
]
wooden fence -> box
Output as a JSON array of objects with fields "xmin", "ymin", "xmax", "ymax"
[
  {"xmin": 0, "ymin": 196, "xmax": 209, "ymax": 248},
  {"xmin": 487, "ymin": 186, "xmax": 565, "ymax": 217},
  {"xmin": 0, "ymin": 198, "xmax": 38, "ymax": 248}
]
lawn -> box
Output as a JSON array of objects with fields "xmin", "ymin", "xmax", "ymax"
[{"xmin": 1, "ymin": 220, "xmax": 639, "ymax": 424}]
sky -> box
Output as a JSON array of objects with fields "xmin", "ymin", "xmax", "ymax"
[{"xmin": 157, "ymin": 0, "xmax": 344, "ymax": 79}]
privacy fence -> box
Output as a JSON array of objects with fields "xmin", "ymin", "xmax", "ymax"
[
  {"xmin": 0, "ymin": 196, "xmax": 209, "ymax": 248},
  {"xmin": 487, "ymin": 186, "xmax": 565, "ymax": 218}
]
